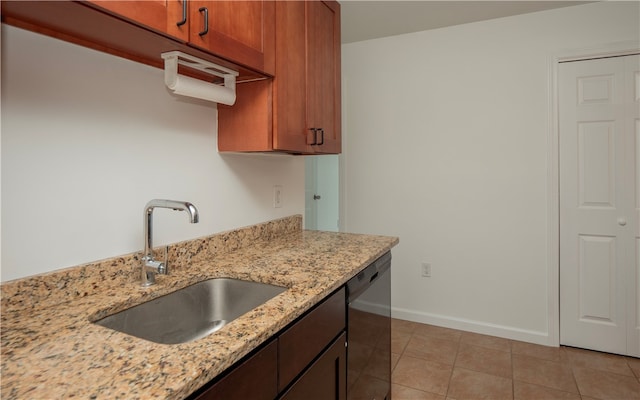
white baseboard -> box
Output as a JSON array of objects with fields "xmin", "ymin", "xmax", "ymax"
[{"xmin": 392, "ymin": 306, "xmax": 554, "ymax": 347}]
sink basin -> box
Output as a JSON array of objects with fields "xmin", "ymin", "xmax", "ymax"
[{"xmin": 95, "ymin": 278, "xmax": 287, "ymax": 344}]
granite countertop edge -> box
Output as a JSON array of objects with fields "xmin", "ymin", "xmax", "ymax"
[{"xmin": 0, "ymin": 215, "xmax": 399, "ymax": 400}]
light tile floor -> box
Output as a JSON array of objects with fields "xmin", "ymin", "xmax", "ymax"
[{"xmin": 391, "ymin": 319, "xmax": 640, "ymax": 400}]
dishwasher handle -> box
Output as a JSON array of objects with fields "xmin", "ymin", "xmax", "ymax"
[{"xmin": 347, "ymin": 251, "xmax": 391, "ymax": 302}]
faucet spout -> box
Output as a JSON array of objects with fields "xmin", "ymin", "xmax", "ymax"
[{"xmin": 142, "ymin": 199, "xmax": 199, "ymax": 287}]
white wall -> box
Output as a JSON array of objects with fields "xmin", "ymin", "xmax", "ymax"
[
  {"xmin": 342, "ymin": 1, "xmax": 639, "ymax": 345},
  {"xmin": 0, "ymin": 25, "xmax": 305, "ymax": 282}
]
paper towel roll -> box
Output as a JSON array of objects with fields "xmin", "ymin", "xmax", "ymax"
[{"xmin": 167, "ymin": 74, "xmax": 236, "ymax": 106}]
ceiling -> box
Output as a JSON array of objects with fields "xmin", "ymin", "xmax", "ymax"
[{"xmin": 340, "ymin": 1, "xmax": 592, "ymax": 43}]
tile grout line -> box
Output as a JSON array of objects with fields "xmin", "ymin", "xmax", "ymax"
[
  {"xmin": 443, "ymin": 330, "xmax": 462, "ymax": 399},
  {"xmin": 630, "ymin": 357, "xmax": 640, "ymax": 383},
  {"xmin": 568, "ymin": 351, "xmax": 584, "ymax": 400},
  {"xmin": 510, "ymin": 343, "xmax": 515, "ymax": 400}
]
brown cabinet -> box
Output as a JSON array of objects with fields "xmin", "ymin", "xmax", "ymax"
[
  {"xmin": 305, "ymin": 0, "xmax": 341, "ymax": 154},
  {"xmin": 188, "ymin": 1, "xmax": 275, "ymax": 75},
  {"xmin": 217, "ymin": 0, "xmax": 341, "ymax": 154},
  {"xmin": 88, "ymin": 0, "xmax": 274, "ymax": 75},
  {"xmin": 86, "ymin": 0, "xmax": 190, "ymax": 42},
  {"xmin": 1, "ymin": 1, "xmax": 268, "ymax": 83},
  {"xmin": 1, "ymin": 1, "xmax": 337, "ymax": 154}
]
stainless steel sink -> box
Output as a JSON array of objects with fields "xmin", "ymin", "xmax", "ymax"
[{"xmin": 95, "ymin": 278, "xmax": 287, "ymax": 344}]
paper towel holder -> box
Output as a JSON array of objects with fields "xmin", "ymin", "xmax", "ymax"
[{"xmin": 160, "ymin": 51, "xmax": 239, "ymax": 105}]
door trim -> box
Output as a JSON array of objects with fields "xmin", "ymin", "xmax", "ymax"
[{"xmin": 548, "ymin": 40, "xmax": 640, "ymax": 347}]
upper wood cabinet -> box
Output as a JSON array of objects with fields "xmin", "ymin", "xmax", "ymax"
[
  {"xmin": 188, "ymin": 1, "xmax": 275, "ymax": 75},
  {"xmin": 87, "ymin": 1, "xmax": 190, "ymax": 42},
  {"xmin": 88, "ymin": 0, "xmax": 275, "ymax": 75},
  {"xmin": 1, "ymin": 1, "xmax": 269, "ymax": 82},
  {"xmin": 1, "ymin": 0, "xmax": 337, "ymax": 154},
  {"xmin": 217, "ymin": 0, "xmax": 341, "ymax": 155},
  {"xmin": 305, "ymin": 0, "xmax": 341, "ymax": 154}
]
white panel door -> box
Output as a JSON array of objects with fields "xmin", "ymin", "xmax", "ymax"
[
  {"xmin": 629, "ymin": 58, "xmax": 640, "ymax": 357},
  {"xmin": 560, "ymin": 54, "xmax": 639, "ymax": 356}
]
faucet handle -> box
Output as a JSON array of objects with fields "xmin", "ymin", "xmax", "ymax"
[
  {"xmin": 142, "ymin": 258, "xmax": 163, "ymax": 287},
  {"xmin": 161, "ymin": 245, "xmax": 169, "ymax": 274},
  {"xmin": 156, "ymin": 261, "xmax": 167, "ymax": 275}
]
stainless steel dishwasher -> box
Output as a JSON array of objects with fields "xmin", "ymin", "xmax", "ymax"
[{"xmin": 346, "ymin": 251, "xmax": 392, "ymax": 400}]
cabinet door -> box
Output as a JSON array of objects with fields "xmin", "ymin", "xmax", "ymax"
[
  {"xmin": 188, "ymin": 1, "xmax": 275, "ymax": 74},
  {"xmin": 306, "ymin": 1, "xmax": 341, "ymax": 154},
  {"xmin": 87, "ymin": 0, "xmax": 189, "ymax": 42},
  {"xmin": 272, "ymin": 0, "xmax": 308, "ymax": 153},
  {"xmin": 280, "ymin": 333, "xmax": 347, "ymax": 400},
  {"xmin": 193, "ymin": 339, "xmax": 278, "ymax": 400},
  {"xmin": 273, "ymin": 0, "xmax": 341, "ymax": 154},
  {"xmin": 217, "ymin": 0, "xmax": 341, "ymax": 155},
  {"xmin": 220, "ymin": 0, "xmax": 309, "ymax": 154},
  {"xmin": 278, "ymin": 288, "xmax": 346, "ymax": 391}
]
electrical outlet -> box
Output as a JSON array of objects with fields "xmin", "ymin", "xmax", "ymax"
[
  {"xmin": 421, "ymin": 263, "xmax": 431, "ymax": 277},
  {"xmin": 273, "ymin": 185, "xmax": 283, "ymax": 208}
]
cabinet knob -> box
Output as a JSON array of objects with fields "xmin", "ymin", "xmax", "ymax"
[
  {"xmin": 617, "ymin": 218, "xmax": 627, "ymax": 226},
  {"xmin": 313, "ymin": 194, "xmax": 321, "ymax": 200}
]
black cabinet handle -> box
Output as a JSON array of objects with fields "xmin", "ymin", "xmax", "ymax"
[
  {"xmin": 308, "ymin": 128, "xmax": 325, "ymax": 146},
  {"xmin": 308, "ymin": 128, "xmax": 317, "ymax": 145},
  {"xmin": 177, "ymin": 0, "xmax": 187, "ymax": 26},
  {"xmin": 199, "ymin": 7, "xmax": 209, "ymax": 36}
]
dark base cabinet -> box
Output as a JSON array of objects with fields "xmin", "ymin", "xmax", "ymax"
[
  {"xmin": 278, "ymin": 288, "xmax": 345, "ymax": 391},
  {"xmin": 193, "ymin": 340, "xmax": 278, "ymax": 400},
  {"xmin": 188, "ymin": 288, "xmax": 346, "ymax": 400},
  {"xmin": 280, "ymin": 333, "xmax": 346, "ymax": 400}
]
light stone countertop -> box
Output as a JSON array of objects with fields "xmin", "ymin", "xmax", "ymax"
[{"xmin": 1, "ymin": 215, "xmax": 398, "ymax": 399}]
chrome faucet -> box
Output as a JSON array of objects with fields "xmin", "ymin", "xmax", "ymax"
[{"xmin": 141, "ymin": 199, "xmax": 199, "ymax": 287}]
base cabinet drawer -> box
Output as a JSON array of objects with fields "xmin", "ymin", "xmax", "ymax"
[
  {"xmin": 278, "ymin": 287, "xmax": 346, "ymax": 391},
  {"xmin": 279, "ymin": 332, "xmax": 347, "ymax": 400},
  {"xmin": 193, "ymin": 339, "xmax": 278, "ymax": 400}
]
